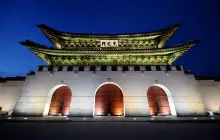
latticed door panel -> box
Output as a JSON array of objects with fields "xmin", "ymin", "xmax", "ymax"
[
  {"xmin": 62, "ymin": 90, "xmax": 72, "ymax": 115},
  {"xmin": 109, "ymin": 84, "xmax": 124, "ymax": 116},
  {"xmin": 49, "ymin": 92, "xmax": 64, "ymax": 115},
  {"xmin": 95, "ymin": 92, "xmax": 109, "ymax": 115},
  {"xmin": 110, "ymin": 102, "xmax": 124, "ymax": 116}
]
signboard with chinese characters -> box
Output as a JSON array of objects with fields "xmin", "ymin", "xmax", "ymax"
[{"xmin": 100, "ymin": 40, "xmax": 118, "ymax": 47}]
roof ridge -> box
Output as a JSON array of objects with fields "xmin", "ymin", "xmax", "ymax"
[{"xmin": 37, "ymin": 23, "xmax": 182, "ymax": 36}]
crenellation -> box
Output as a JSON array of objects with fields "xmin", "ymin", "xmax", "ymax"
[{"xmin": 36, "ymin": 65, "xmax": 182, "ymax": 72}]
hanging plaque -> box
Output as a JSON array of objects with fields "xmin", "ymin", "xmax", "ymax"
[{"xmin": 100, "ymin": 40, "xmax": 118, "ymax": 47}]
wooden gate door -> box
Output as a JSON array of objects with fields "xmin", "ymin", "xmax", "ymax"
[
  {"xmin": 49, "ymin": 86, "xmax": 72, "ymax": 116},
  {"xmin": 147, "ymin": 86, "xmax": 170, "ymax": 116},
  {"xmin": 95, "ymin": 84, "xmax": 124, "ymax": 116}
]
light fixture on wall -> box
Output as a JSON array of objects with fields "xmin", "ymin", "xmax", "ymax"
[
  {"xmin": 49, "ymin": 70, "xmax": 54, "ymax": 76},
  {"xmin": 74, "ymin": 70, "xmax": 78, "ymax": 75},
  {"xmin": 165, "ymin": 70, "xmax": 169, "ymax": 76},
  {"xmin": 123, "ymin": 71, "xmax": 126, "ymax": 75},
  {"xmin": 106, "ymin": 78, "xmax": 111, "ymax": 82}
]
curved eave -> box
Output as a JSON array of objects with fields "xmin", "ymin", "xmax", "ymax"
[
  {"xmin": 20, "ymin": 40, "xmax": 197, "ymax": 57},
  {"xmin": 37, "ymin": 24, "xmax": 181, "ymax": 49}
]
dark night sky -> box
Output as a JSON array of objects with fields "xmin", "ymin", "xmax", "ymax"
[{"xmin": 0, "ymin": 0, "xmax": 220, "ymax": 77}]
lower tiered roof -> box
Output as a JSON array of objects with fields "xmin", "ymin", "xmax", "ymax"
[{"xmin": 20, "ymin": 40, "xmax": 198, "ymax": 66}]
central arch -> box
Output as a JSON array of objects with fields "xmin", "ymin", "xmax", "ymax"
[{"xmin": 94, "ymin": 83, "xmax": 124, "ymax": 116}]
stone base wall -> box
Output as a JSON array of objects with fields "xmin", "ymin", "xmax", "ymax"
[
  {"xmin": 197, "ymin": 80, "xmax": 220, "ymax": 115},
  {"xmin": 0, "ymin": 81, "xmax": 24, "ymax": 114},
  {"xmin": 12, "ymin": 65, "xmax": 207, "ymax": 117}
]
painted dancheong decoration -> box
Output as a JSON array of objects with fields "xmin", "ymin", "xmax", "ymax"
[{"xmin": 20, "ymin": 24, "xmax": 198, "ymax": 66}]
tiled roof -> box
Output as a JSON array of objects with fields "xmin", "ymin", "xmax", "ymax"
[{"xmin": 0, "ymin": 76, "xmax": 26, "ymax": 82}]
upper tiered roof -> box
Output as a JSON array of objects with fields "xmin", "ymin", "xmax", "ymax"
[{"xmin": 37, "ymin": 24, "xmax": 181, "ymax": 49}]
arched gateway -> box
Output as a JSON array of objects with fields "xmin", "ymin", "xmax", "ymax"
[
  {"xmin": 48, "ymin": 86, "xmax": 72, "ymax": 116},
  {"xmin": 17, "ymin": 24, "xmax": 198, "ymax": 118},
  {"xmin": 147, "ymin": 86, "xmax": 171, "ymax": 116},
  {"xmin": 95, "ymin": 83, "xmax": 124, "ymax": 116}
]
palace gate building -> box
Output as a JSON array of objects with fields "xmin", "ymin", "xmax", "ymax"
[{"xmin": 0, "ymin": 24, "xmax": 220, "ymax": 117}]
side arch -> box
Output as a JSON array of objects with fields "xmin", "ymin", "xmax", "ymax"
[
  {"xmin": 93, "ymin": 82, "xmax": 126, "ymax": 116},
  {"xmin": 147, "ymin": 84, "xmax": 177, "ymax": 116},
  {"xmin": 43, "ymin": 84, "xmax": 72, "ymax": 116}
]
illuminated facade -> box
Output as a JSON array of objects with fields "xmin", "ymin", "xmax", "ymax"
[{"xmin": 0, "ymin": 24, "xmax": 220, "ymax": 117}]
